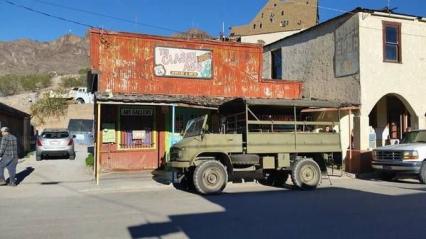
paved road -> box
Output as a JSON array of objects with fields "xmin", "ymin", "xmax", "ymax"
[{"xmin": 1, "ymin": 147, "xmax": 426, "ymax": 239}]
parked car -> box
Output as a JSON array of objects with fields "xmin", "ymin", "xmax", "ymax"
[
  {"xmin": 68, "ymin": 87, "xmax": 94, "ymax": 104},
  {"xmin": 36, "ymin": 128, "xmax": 75, "ymax": 161},
  {"xmin": 372, "ymin": 130, "xmax": 426, "ymax": 184}
]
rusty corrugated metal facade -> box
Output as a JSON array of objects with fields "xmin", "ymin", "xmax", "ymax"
[
  {"xmin": 90, "ymin": 29, "xmax": 302, "ymax": 98},
  {"xmin": 90, "ymin": 29, "xmax": 303, "ymax": 171}
]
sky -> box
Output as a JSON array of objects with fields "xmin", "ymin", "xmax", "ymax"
[{"xmin": 0, "ymin": 0, "xmax": 425, "ymax": 41}]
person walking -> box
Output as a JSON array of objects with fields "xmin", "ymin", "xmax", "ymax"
[{"xmin": 0, "ymin": 127, "xmax": 18, "ymax": 186}]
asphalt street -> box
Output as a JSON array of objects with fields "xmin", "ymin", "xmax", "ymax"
[{"xmin": 1, "ymin": 145, "xmax": 426, "ymax": 239}]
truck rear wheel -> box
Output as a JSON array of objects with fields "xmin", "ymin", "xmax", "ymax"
[
  {"xmin": 419, "ymin": 162, "xmax": 426, "ymax": 184},
  {"xmin": 291, "ymin": 158, "xmax": 321, "ymax": 190},
  {"xmin": 193, "ymin": 160, "xmax": 228, "ymax": 194}
]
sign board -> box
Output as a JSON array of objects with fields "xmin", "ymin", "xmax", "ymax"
[
  {"xmin": 334, "ymin": 16, "xmax": 359, "ymax": 77},
  {"xmin": 102, "ymin": 123, "xmax": 116, "ymax": 143},
  {"xmin": 132, "ymin": 130, "xmax": 146, "ymax": 140},
  {"xmin": 120, "ymin": 108, "xmax": 153, "ymax": 116},
  {"xmin": 154, "ymin": 47, "xmax": 212, "ymax": 79}
]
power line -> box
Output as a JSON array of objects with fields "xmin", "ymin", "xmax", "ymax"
[
  {"xmin": 281, "ymin": 0, "xmax": 426, "ymax": 37},
  {"xmin": 30, "ymin": 0, "xmax": 185, "ymax": 34},
  {"xmin": 1, "ymin": 0, "xmax": 95, "ymax": 28}
]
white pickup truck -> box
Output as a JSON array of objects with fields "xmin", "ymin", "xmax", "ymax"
[
  {"xmin": 372, "ymin": 130, "xmax": 426, "ymax": 184},
  {"xmin": 68, "ymin": 87, "xmax": 94, "ymax": 104}
]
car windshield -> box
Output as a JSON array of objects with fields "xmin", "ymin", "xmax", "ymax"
[
  {"xmin": 400, "ymin": 131, "xmax": 426, "ymax": 144},
  {"xmin": 42, "ymin": 131, "xmax": 69, "ymax": 139},
  {"xmin": 183, "ymin": 115, "xmax": 207, "ymax": 138}
]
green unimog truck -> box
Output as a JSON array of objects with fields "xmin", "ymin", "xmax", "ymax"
[{"xmin": 168, "ymin": 98, "xmax": 343, "ymax": 194}]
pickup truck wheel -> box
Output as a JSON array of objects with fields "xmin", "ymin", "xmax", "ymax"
[
  {"xmin": 291, "ymin": 158, "xmax": 321, "ymax": 190},
  {"xmin": 76, "ymin": 98, "xmax": 85, "ymax": 104},
  {"xmin": 379, "ymin": 172, "xmax": 396, "ymax": 181},
  {"xmin": 193, "ymin": 160, "xmax": 227, "ymax": 194},
  {"xmin": 419, "ymin": 162, "xmax": 426, "ymax": 184}
]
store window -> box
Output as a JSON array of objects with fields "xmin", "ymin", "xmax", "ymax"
[
  {"xmin": 119, "ymin": 107, "xmax": 155, "ymax": 149},
  {"xmin": 271, "ymin": 49, "xmax": 282, "ymax": 79},
  {"xmin": 383, "ymin": 21, "xmax": 401, "ymax": 63}
]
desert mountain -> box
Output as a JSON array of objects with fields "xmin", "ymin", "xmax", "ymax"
[{"xmin": 0, "ymin": 34, "xmax": 89, "ymax": 75}]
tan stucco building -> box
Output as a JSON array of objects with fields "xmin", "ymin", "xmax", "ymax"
[
  {"xmin": 263, "ymin": 8, "xmax": 426, "ymax": 173},
  {"xmin": 230, "ymin": 0, "xmax": 318, "ymax": 45}
]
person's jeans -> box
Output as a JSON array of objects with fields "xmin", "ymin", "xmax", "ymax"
[{"xmin": 0, "ymin": 158, "xmax": 17, "ymax": 184}]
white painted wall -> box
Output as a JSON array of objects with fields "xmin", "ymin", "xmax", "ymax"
[
  {"xmin": 241, "ymin": 30, "xmax": 301, "ymax": 45},
  {"xmin": 358, "ymin": 12, "xmax": 426, "ymax": 149}
]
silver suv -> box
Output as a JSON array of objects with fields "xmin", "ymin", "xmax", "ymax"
[{"xmin": 36, "ymin": 128, "xmax": 75, "ymax": 161}]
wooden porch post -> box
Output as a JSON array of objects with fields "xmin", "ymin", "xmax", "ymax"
[{"xmin": 96, "ymin": 103, "xmax": 101, "ymax": 185}]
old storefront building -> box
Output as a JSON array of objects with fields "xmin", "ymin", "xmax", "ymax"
[
  {"xmin": 0, "ymin": 103, "xmax": 32, "ymax": 157},
  {"xmin": 263, "ymin": 8, "xmax": 426, "ymax": 173},
  {"xmin": 89, "ymin": 29, "xmax": 302, "ymax": 175}
]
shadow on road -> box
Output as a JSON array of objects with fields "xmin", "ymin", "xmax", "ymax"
[
  {"xmin": 151, "ymin": 169, "xmax": 171, "ymax": 185},
  {"xmin": 128, "ymin": 187, "xmax": 426, "ymax": 239},
  {"xmin": 15, "ymin": 167, "xmax": 34, "ymax": 185}
]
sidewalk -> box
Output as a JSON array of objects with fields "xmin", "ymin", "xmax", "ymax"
[{"xmin": 82, "ymin": 170, "xmax": 173, "ymax": 193}]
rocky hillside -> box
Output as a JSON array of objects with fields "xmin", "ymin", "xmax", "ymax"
[{"xmin": 0, "ymin": 34, "xmax": 89, "ymax": 75}]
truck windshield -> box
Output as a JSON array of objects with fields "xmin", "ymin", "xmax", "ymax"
[
  {"xmin": 183, "ymin": 115, "xmax": 207, "ymax": 138},
  {"xmin": 400, "ymin": 131, "xmax": 426, "ymax": 144}
]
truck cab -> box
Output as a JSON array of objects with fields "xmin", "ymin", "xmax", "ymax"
[
  {"xmin": 169, "ymin": 98, "xmax": 343, "ymax": 194},
  {"xmin": 372, "ymin": 130, "xmax": 426, "ymax": 183}
]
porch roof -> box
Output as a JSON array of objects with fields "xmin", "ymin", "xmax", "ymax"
[
  {"xmin": 221, "ymin": 97, "xmax": 355, "ymax": 109},
  {"xmin": 95, "ymin": 92, "xmax": 229, "ymax": 109}
]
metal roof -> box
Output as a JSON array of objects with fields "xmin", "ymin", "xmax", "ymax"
[
  {"xmin": 0, "ymin": 103, "xmax": 30, "ymax": 118},
  {"xmin": 95, "ymin": 92, "xmax": 229, "ymax": 108},
  {"xmin": 221, "ymin": 97, "xmax": 350, "ymax": 109},
  {"xmin": 265, "ymin": 7, "xmax": 426, "ymax": 49}
]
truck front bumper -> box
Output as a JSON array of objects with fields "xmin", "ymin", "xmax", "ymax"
[
  {"xmin": 372, "ymin": 160, "xmax": 422, "ymax": 174},
  {"xmin": 167, "ymin": 161, "xmax": 192, "ymax": 168}
]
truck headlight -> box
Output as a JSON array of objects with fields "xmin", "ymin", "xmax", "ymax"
[
  {"xmin": 402, "ymin": 151, "xmax": 419, "ymax": 160},
  {"xmin": 177, "ymin": 149, "xmax": 183, "ymax": 158}
]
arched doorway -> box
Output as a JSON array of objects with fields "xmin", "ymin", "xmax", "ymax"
[{"xmin": 368, "ymin": 94, "xmax": 417, "ymax": 147}]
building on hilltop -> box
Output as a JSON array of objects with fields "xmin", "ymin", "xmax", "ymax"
[{"xmin": 230, "ymin": 0, "xmax": 318, "ymax": 44}]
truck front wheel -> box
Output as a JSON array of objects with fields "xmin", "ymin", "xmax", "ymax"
[
  {"xmin": 193, "ymin": 160, "xmax": 228, "ymax": 194},
  {"xmin": 291, "ymin": 158, "xmax": 321, "ymax": 190}
]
